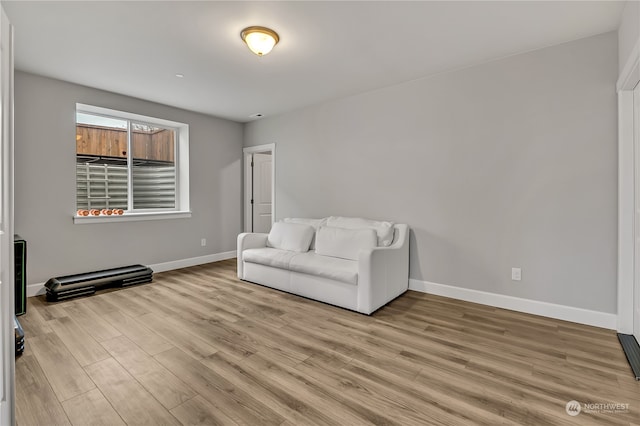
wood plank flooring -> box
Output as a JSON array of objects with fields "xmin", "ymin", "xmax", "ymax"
[{"xmin": 15, "ymin": 259, "xmax": 640, "ymax": 425}]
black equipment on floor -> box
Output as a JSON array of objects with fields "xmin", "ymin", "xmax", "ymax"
[
  {"xmin": 618, "ymin": 333, "xmax": 640, "ymax": 380},
  {"xmin": 14, "ymin": 316, "xmax": 24, "ymax": 356},
  {"xmin": 44, "ymin": 264, "xmax": 153, "ymax": 302},
  {"xmin": 14, "ymin": 235, "xmax": 26, "ymax": 316}
]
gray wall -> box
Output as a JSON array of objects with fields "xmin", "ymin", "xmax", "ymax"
[
  {"xmin": 618, "ymin": 0, "xmax": 639, "ymax": 74},
  {"xmin": 15, "ymin": 72, "xmax": 243, "ymax": 285},
  {"xmin": 244, "ymin": 32, "xmax": 618, "ymax": 314}
]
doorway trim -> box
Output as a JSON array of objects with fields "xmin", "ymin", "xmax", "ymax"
[
  {"xmin": 243, "ymin": 143, "xmax": 275, "ymax": 233},
  {"xmin": 617, "ymin": 39, "xmax": 639, "ymax": 334}
]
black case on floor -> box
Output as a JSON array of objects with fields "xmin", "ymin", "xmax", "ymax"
[{"xmin": 14, "ymin": 316, "xmax": 24, "ymax": 356}]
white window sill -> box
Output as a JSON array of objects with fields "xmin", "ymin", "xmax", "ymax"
[{"xmin": 73, "ymin": 211, "xmax": 192, "ymax": 224}]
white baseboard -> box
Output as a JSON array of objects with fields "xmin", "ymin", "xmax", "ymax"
[
  {"xmin": 148, "ymin": 251, "xmax": 236, "ymax": 273},
  {"xmin": 27, "ymin": 282, "xmax": 47, "ymax": 297},
  {"xmin": 26, "ymin": 251, "xmax": 237, "ymax": 298},
  {"xmin": 409, "ymin": 279, "xmax": 617, "ymax": 330}
]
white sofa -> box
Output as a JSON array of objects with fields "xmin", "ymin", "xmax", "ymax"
[{"xmin": 237, "ymin": 217, "xmax": 409, "ymax": 314}]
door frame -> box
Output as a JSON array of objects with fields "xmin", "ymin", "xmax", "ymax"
[
  {"xmin": 0, "ymin": 7, "xmax": 14, "ymax": 424},
  {"xmin": 617, "ymin": 38, "xmax": 640, "ymax": 334},
  {"xmin": 243, "ymin": 143, "xmax": 275, "ymax": 233}
]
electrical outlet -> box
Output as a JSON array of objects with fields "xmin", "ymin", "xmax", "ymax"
[
  {"xmin": 511, "ymin": 267, "xmax": 521, "ymax": 281},
  {"xmin": 201, "ymin": 238, "xmax": 206, "ymax": 247}
]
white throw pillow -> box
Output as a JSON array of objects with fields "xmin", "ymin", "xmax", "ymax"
[
  {"xmin": 267, "ymin": 222, "xmax": 314, "ymax": 252},
  {"xmin": 315, "ymin": 226, "xmax": 377, "ymax": 260},
  {"xmin": 326, "ymin": 216, "xmax": 395, "ymax": 247},
  {"xmin": 283, "ymin": 217, "xmax": 327, "ymax": 249}
]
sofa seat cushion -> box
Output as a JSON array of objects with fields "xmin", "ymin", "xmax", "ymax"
[
  {"xmin": 243, "ymin": 248, "xmax": 298, "ymax": 270},
  {"xmin": 289, "ymin": 252, "xmax": 358, "ymax": 285}
]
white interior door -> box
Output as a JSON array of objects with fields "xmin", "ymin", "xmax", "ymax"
[
  {"xmin": 634, "ymin": 82, "xmax": 640, "ymax": 341},
  {"xmin": 252, "ymin": 152, "xmax": 272, "ymax": 233},
  {"xmin": 0, "ymin": 7, "xmax": 14, "ymax": 425}
]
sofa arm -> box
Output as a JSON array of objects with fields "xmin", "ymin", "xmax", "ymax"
[
  {"xmin": 237, "ymin": 232, "xmax": 268, "ymax": 278},
  {"xmin": 357, "ymin": 224, "xmax": 409, "ymax": 314}
]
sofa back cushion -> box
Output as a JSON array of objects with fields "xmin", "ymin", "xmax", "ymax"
[
  {"xmin": 283, "ymin": 217, "xmax": 327, "ymax": 249},
  {"xmin": 315, "ymin": 226, "xmax": 377, "ymax": 260},
  {"xmin": 267, "ymin": 222, "xmax": 314, "ymax": 252},
  {"xmin": 326, "ymin": 216, "xmax": 395, "ymax": 247}
]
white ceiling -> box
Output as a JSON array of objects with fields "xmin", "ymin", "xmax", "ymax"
[{"xmin": 4, "ymin": 1, "xmax": 625, "ymax": 123}]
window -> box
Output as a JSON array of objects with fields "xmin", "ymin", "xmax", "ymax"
[{"xmin": 74, "ymin": 104, "xmax": 190, "ymax": 223}]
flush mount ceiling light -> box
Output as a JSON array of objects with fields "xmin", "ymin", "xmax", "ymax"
[{"xmin": 241, "ymin": 26, "xmax": 279, "ymax": 56}]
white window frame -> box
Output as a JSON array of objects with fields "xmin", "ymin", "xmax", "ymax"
[{"xmin": 73, "ymin": 103, "xmax": 191, "ymax": 224}]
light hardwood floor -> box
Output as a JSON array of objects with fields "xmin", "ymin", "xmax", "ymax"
[{"xmin": 16, "ymin": 259, "xmax": 640, "ymax": 425}]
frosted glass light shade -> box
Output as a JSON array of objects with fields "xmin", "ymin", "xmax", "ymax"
[{"xmin": 241, "ymin": 26, "xmax": 279, "ymax": 56}]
